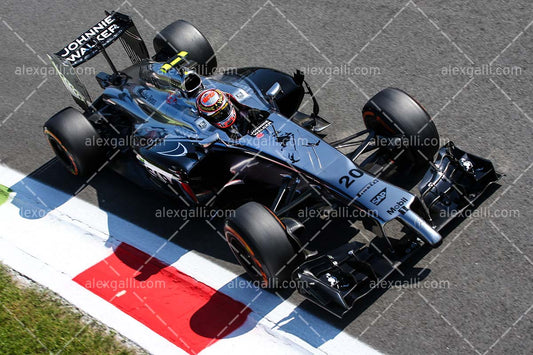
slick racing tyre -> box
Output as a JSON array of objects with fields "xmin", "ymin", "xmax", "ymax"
[
  {"xmin": 225, "ymin": 202, "xmax": 298, "ymax": 288},
  {"xmin": 153, "ymin": 20, "xmax": 217, "ymax": 75},
  {"xmin": 362, "ymin": 88, "xmax": 440, "ymax": 164},
  {"xmin": 43, "ymin": 107, "xmax": 106, "ymax": 177}
]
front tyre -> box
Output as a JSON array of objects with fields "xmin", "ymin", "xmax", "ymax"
[
  {"xmin": 225, "ymin": 202, "xmax": 298, "ymax": 288},
  {"xmin": 362, "ymin": 88, "xmax": 440, "ymax": 164},
  {"xmin": 43, "ymin": 107, "xmax": 106, "ymax": 177}
]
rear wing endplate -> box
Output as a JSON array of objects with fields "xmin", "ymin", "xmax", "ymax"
[{"xmin": 48, "ymin": 54, "xmax": 93, "ymax": 110}]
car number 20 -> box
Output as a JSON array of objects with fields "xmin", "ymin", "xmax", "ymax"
[{"xmin": 339, "ymin": 168, "xmax": 363, "ymax": 188}]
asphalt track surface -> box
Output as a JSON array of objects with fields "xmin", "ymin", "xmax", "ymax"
[{"xmin": 1, "ymin": 0, "xmax": 532, "ymax": 354}]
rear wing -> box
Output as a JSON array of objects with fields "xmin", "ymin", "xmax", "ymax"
[
  {"xmin": 54, "ymin": 11, "xmax": 148, "ymax": 67},
  {"xmin": 49, "ymin": 11, "xmax": 149, "ymax": 110}
]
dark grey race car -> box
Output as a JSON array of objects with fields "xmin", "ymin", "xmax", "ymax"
[{"xmin": 44, "ymin": 11, "xmax": 500, "ymax": 317}]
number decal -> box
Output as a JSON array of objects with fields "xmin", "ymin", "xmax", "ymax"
[
  {"xmin": 339, "ymin": 175, "xmax": 354, "ymax": 188},
  {"xmin": 339, "ymin": 169, "xmax": 364, "ymax": 189},
  {"xmin": 349, "ymin": 169, "xmax": 363, "ymax": 178}
]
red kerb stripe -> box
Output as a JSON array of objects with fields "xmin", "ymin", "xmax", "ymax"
[{"xmin": 73, "ymin": 243, "xmax": 250, "ymax": 354}]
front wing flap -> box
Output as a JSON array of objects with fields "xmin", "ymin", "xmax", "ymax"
[{"xmin": 418, "ymin": 141, "xmax": 501, "ymax": 230}]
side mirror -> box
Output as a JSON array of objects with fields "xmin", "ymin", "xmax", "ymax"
[{"xmin": 266, "ymin": 82, "xmax": 282, "ymax": 99}]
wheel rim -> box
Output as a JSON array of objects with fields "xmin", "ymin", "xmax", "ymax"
[
  {"xmin": 363, "ymin": 110, "xmax": 396, "ymax": 135},
  {"xmin": 44, "ymin": 129, "xmax": 78, "ymax": 175},
  {"xmin": 225, "ymin": 227, "xmax": 268, "ymax": 284}
]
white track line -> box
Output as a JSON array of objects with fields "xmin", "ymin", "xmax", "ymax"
[{"xmin": 0, "ymin": 164, "xmax": 380, "ymax": 355}]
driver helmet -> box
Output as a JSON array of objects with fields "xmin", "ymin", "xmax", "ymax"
[{"xmin": 196, "ymin": 89, "xmax": 236, "ymax": 129}]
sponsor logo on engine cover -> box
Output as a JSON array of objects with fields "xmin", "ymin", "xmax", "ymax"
[
  {"xmin": 138, "ymin": 88, "xmax": 157, "ymax": 105},
  {"xmin": 250, "ymin": 119, "xmax": 273, "ymax": 137},
  {"xmin": 386, "ymin": 197, "xmax": 409, "ymax": 215},
  {"xmin": 370, "ymin": 188, "xmax": 387, "ymax": 205}
]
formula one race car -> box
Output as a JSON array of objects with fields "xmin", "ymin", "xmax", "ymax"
[{"xmin": 44, "ymin": 12, "xmax": 500, "ymax": 317}]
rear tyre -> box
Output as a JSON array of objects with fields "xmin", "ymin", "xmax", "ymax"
[
  {"xmin": 362, "ymin": 88, "xmax": 440, "ymax": 164},
  {"xmin": 153, "ymin": 20, "xmax": 217, "ymax": 75},
  {"xmin": 43, "ymin": 107, "xmax": 106, "ymax": 177},
  {"xmin": 224, "ymin": 202, "xmax": 299, "ymax": 288}
]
